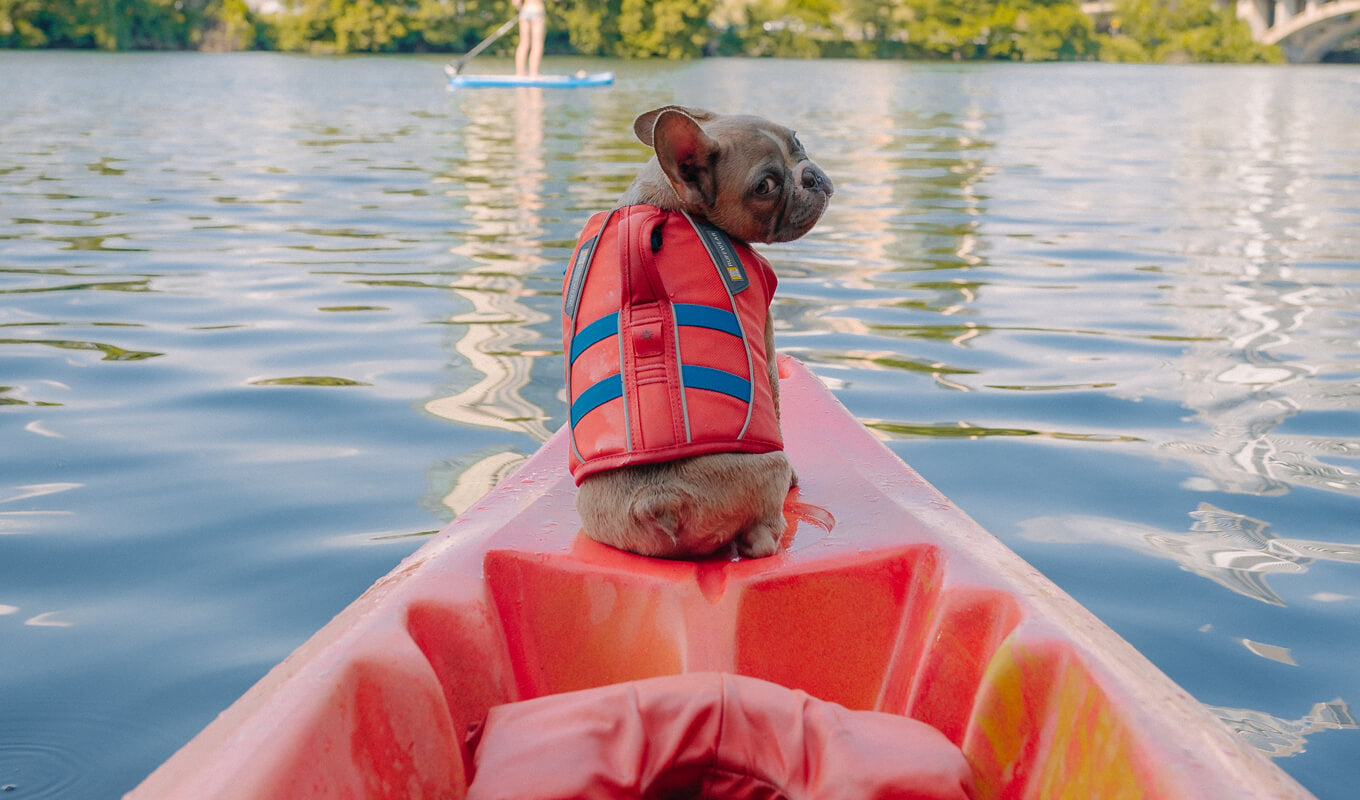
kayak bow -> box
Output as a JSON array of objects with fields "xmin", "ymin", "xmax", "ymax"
[{"xmin": 126, "ymin": 357, "xmax": 1314, "ymax": 800}]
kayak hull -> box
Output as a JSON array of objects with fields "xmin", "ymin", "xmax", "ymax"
[
  {"xmin": 448, "ymin": 71, "xmax": 614, "ymax": 89},
  {"xmin": 126, "ymin": 357, "xmax": 1314, "ymax": 800}
]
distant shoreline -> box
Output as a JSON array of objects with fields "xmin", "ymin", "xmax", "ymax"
[{"xmin": 0, "ymin": 0, "xmax": 1298, "ymax": 64}]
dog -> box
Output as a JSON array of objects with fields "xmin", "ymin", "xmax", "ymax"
[{"xmin": 561, "ymin": 106, "xmax": 832, "ymax": 558}]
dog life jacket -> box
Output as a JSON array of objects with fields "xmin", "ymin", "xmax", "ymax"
[{"xmin": 562, "ymin": 205, "xmax": 782, "ymax": 484}]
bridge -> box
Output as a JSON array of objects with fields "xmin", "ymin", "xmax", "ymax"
[
  {"xmin": 1081, "ymin": 0, "xmax": 1360, "ymax": 61},
  {"xmin": 1238, "ymin": 0, "xmax": 1360, "ymax": 61}
]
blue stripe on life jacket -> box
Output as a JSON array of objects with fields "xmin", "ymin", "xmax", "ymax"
[
  {"xmin": 681, "ymin": 365, "xmax": 751, "ymax": 403},
  {"xmin": 673, "ymin": 304, "xmax": 743, "ymax": 339},
  {"xmin": 570, "ymin": 313, "xmax": 619, "ymax": 365},
  {"xmin": 570, "ymin": 373, "xmax": 623, "ymax": 427}
]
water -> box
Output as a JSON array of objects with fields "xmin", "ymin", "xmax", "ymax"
[{"xmin": 1, "ymin": 51, "xmax": 1357, "ymax": 798}]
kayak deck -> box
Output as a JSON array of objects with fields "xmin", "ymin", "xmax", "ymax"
[
  {"xmin": 448, "ymin": 71, "xmax": 614, "ymax": 89},
  {"xmin": 126, "ymin": 357, "xmax": 1313, "ymax": 799}
]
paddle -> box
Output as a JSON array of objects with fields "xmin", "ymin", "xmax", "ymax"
[{"xmin": 444, "ymin": 16, "xmax": 520, "ymax": 76}]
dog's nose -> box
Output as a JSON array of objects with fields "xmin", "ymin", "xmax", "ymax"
[{"xmin": 798, "ymin": 164, "xmax": 833, "ymax": 196}]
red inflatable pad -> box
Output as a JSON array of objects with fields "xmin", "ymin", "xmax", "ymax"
[{"xmin": 466, "ymin": 672, "xmax": 977, "ymax": 800}]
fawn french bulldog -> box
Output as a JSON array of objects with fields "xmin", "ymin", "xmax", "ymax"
[{"xmin": 562, "ymin": 106, "xmax": 833, "ymax": 558}]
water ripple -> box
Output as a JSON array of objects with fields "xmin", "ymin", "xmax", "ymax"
[
  {"xmin": 1210, "ymin": 699, "xmax": 1357, "ymax": 758},
  {"xmin": 0, "ymin": 699, "xmax": 145, "ymax": 799},
  {"xmin": 0, "ymin": 278, "xmax": 154, "ymax": 294},
  {"xmin": 0, "ymin": 338, "xmax": 162, "ymax": 361},
  {"xmin": 1020, "ymin": 503, "xmax": 1360, "ymax": 607},
  {"xmin": 867, "ymin": 419, "xmax": 1142, "ymax": 443}
]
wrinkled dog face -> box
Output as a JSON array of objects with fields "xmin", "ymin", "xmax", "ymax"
[
  {"xmin": 702, "ymin": 114, "xmax": 834, "ymax": 244},
  {"xmin": 633, "ymin": 107, "xmax": 834, "ymax": 244}
]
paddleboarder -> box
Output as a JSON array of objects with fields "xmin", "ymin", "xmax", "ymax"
[{"xmin": 514, "ymin": 0, "xmax": 547, "ymax": 77}]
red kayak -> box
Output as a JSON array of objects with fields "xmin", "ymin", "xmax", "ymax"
[{"xmin": 126, "ymin": 357, "xmax": 1314, "ymax": 799}]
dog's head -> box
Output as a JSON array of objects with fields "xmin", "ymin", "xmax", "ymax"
[{"xmin": 632, "ymin": 106, "xmax": 833, "ymax": 244}]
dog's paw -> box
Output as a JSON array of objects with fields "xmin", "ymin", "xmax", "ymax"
[{"xmin": 736, "ymin": 520, "xmax": 783, "ymax": 559}]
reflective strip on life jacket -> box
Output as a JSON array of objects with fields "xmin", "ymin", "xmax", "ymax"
[{"xmin": 567, "ymin": 305, "xmax": 753, "ymax": 426}]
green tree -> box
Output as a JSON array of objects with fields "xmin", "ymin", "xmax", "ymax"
[
  {"xmin": 198, "ymin": 0, "xmax": 260, "ymax": 51},
  {"xmin": 841, "ymin": 0, "xmax": 904, "ymax": 52},
  {"xmin": 617, "ymin": 0, "xmax": 715, "ymax": 57},
  {"xmin": 1102, "ymin": 0, "xmax": 1281, "ymax": 62},
  {"xmin": 1012, "ymin": 1, "xmax": 1098, "ymax": 60},
  {"xmin": 268, "ymin": 0, "xmax": 334, "ymax": 51},
  {"xmin": 1, "ymin": 0, "xmax": 51, "ymax": 46},
  {"xmin": 736, "ymin": 0, "xmax": 842, "ymax": 57},
  {"xmin": 268, "ymin": 0, "xmax": 424, "ymax": 53},
  {"xmin": 410, "ymin": 0, "xmax": 479, "ymax": 51},
  {"xmin": 1, "ymin": 0, "xmax": 199, "ymax": 49},
  {"xmin": 332, "ymin": 0, "xmax": 410, "ymax": 52},
  {"xmin": 555, "ymin": 0, "xmax": 619, "ymax": 56},
  {"xmin": 1154, "ymin": 5, "xmax": 1281, "ymax": 61},
  {"xmin": 897, "ymin": 0, "xmax": 1098, "ymax": 60},
  {"xmin": 902, "ymin": 0, "xmax": 993, "ymax": 59}
]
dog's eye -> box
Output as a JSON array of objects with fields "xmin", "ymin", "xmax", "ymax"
[{"xmin": 754, "ymin": 175, "xmax": 780, "ymax": 196}]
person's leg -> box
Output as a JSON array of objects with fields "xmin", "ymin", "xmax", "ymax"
[
  {"xmin": 527, "ymin": 16, "xmax": 545, "ymax": 77},
  {"xmin": 516, "ymin": 16, "xmax": 531, "ymax": 76}
]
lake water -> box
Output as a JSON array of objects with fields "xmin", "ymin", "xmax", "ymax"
[{"xmin": 1, "ymin": 51, "xmax": 1358, "ymax": 798}]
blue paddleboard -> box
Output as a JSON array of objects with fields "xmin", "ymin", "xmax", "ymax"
[{"xmin": 448, "ymin": 72, "xmax": 614, "ymax": 89}]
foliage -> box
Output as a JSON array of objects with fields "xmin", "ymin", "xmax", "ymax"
[
  {"xmin": 1096, "ymin": 30, "xmax": 1150, "ymax": 61},
  {"xmin": 553, "ymin": 0, "xmax": 606, "ymax": 55},
  {"xmin": 331, "ymin": 0, "xmax": 412, "ymax": 53},
  {"xmin": 264, "ymin": 0, "xmax": 518, "ymax": 53},
  {"xmin": 617, "ymin": 0, "xmax": 714, "ymax": 58},
  {"xmin": 268, "ymin": 0, "xmax": 415, "ymax": 53},
  {"xmin": 0, "ymin": 0, "xmax": 1285, "ymax": 63},
  {"xmin": 198, "ymin": 0, "xmax": 260, "ymax": 51},
  {"xmin": 1014, "ymin": 2, "xmax": 1100, "ymax": 61},
  {"xmin": 840, "ymin": 0, "xmax": 912, "ymax": 54},
  {"xmin": 886, "ymin": 0, "xmax": 1098, "ymax": 61},
  {"xmin": 1101, "ymin": 0, "xmax": 1283, "ymax": 62},
  {"xmin": 0, "ymin": 0, "xmax": 201, "ymax": 49},
  {"xmin": 733, "ymin": 0, "xmax": 842, "ymax": 58}
]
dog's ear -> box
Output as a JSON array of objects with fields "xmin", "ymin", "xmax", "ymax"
[
  {"xmin": 632, "ymin": 106, "xmax": 718, "ymax": 147},
  {"xmin": 647, "ymin": 108, "xmax": 721, "ymax": 210}
]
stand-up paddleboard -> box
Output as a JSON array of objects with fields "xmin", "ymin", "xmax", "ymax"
[{"xmin": 448, "ymin": 71, "xmax": 614, "ymax": 89}]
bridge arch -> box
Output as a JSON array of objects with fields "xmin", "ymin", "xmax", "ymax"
[{"xmin": 1238, "ymin": 0, "xmax": 1360, "ymax": 61}]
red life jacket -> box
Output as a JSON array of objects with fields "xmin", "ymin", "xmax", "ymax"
[
  {"xmin": 465, "ymin": 672, "xmax": 977, "ymax": 800},
  {"xmin": 562, "ymin": 205, "xmax": 782, "ymax": 485}
]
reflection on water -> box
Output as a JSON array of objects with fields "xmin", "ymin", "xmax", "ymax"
[
  {"xmin": 0, "ymin": 337, "xmax": 161, "ymax": 361},
  {"xmin": 781, "ymin": 77, "xmax": 997, "ymax": 396},
  {"xmin": 1211, "ymin": 699, "xmax": 1357, "ymax": 758},
  {"xmin": 1020, "ymin": 500, "xmax": 1360, "ymax": 756},
  {"xmin": 1154, "ymin": 73, "xmax": 1360, "ymax": 498},
  {"xmin": 423, "ymin": 87, "xmax": 555, "ymax": 515},
  {"xmin": 1020, "ymin": 503, "xmax": 1360, "ymax": 608}
]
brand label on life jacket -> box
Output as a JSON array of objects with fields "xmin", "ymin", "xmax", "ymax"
[
  {"xmin": 564, "ymin": 209, "xmax": 617, "ymax": 320},
  {"xmin": 563, "ymin": 234, "xmax": 597, "ymax": 319},
  {"xmin": 690, "ymin": 218, "xmax": 749, "ymax": 295}
]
